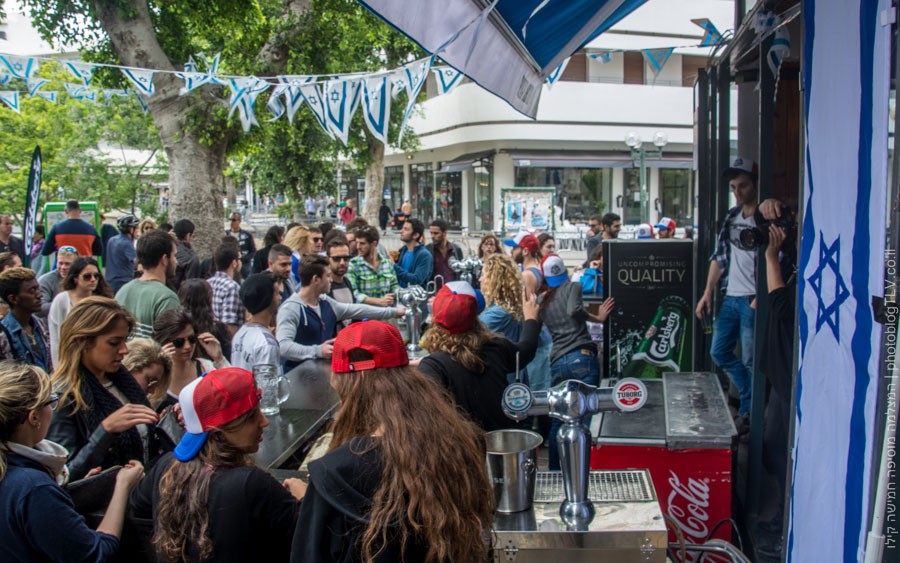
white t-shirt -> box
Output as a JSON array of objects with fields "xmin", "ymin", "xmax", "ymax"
[
  {"xmin": 726, "ymin": 212, "xmax": 757, "ymax": 296},
  {"xmin": 231, "ymin": 323, "xmax": 281, "ymax": 373}
]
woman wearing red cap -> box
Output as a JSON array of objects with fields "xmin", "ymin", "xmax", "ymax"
[
  {"xmin": 292, "ymin": 320, "xmax": 493, "ymax": 562},
  {"xmin": 130, "ymin": 367, "xmax": 305, "ymax": 562}
]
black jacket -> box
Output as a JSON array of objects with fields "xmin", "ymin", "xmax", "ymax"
[
  {"xmin": 174, "ymin": 239, "xmax": 201, "ymax": 290},
  {"xmin": 418, "ymin": 319, "xmax": 541, "ymax": 432}
]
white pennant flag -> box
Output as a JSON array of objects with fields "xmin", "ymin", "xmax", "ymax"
[
  {"xmin": 133, "ymin": 90, "xmax": 149, "ymax": 113},
  {"xmin": 227, "ymin": 76, "xmax": 270, "ymax": 133},
  {"xmin": 362, "ymin": 75, "xmax": 392, "ymax": 144},
  {"xmin": 396, "ymin": 58, "xmax": 432, "ymax": 143},
  {"xmin": 0, "ymin": 55, "xmax": 38, "ymax": 79},
  {"xmin": 36, "ymin": 91, "xmax": 58, "ymax": 103},
  {"xmin": 299, "ymin": 82, "xmax": 333, "ymax": 137},
  {"xmin": 546, "ymin": 58, "xmax": 570, "ymax": 89},
  {"xmin": 176, "ymin": 53, "xmax": 223, "ymax": 95},
  {"xmin": 267, "ymin": 76, "xmax": 314, "ymax": 123},
  {"xmin": 431, "ymin": 67, "xmax": 463, "ymax": 95},
  {"xmin": 64, "ymin": 83, "xmax": 97, "ymax": 102},
  {"xmin": 325, "ymin": 78, "xmax": 362, "ymax": 146},
  {"xmin": 63, "ymin": 62, "xmax": 97, "ymax": 86},
  {"xmin": 26, "ymin": 78, "xmax": 48, "ymax": 97},
  {"xmin": 0, "ymin": 91, "xmax": 20, "ymax": 112},
  {"xmin": 103, "ymin": 89, "xmax": 131, "ymax": 105},
  {"xmin": 121, "ymin": 68, "xmax": 156, "ymax": 97}
]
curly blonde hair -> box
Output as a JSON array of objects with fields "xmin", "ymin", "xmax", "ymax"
[
  {"xmin": 420, "ymin": 321, "xmax": 495, "ymax": 373},
  {"xmin": 481, "ymin": 253, "xmax": 523, "ymax": 320}
]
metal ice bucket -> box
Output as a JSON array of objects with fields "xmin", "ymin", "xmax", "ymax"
[{"xmin": 485, "ymin": 429, "xmax": 542, "ymax": 513}]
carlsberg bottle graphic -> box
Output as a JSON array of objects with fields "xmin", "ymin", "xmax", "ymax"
[{"xmin": 623, "ymin": 296, "xmax": 689, "ymax": 378}]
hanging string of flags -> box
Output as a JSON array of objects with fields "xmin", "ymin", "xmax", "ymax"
[{"xmin": 0, "ymin": 16, "xmax": 732, "ymax": 138}]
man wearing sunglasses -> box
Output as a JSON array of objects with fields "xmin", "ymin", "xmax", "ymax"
[{"xmin": 325, "ymin": 238, "xmax": 355, "ymax": 328}]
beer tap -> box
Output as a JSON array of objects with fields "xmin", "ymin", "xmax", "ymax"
[
  {"xmin": 449, "ymin": 256, "xmax": 483, "ymax": 287},
  {"xmin": 396, "ymin": 276, "xmax": 441, "ymax": 358},
  {"xmin": 501, "ymin": 377, "xmax": 648, "ymax": 527}
]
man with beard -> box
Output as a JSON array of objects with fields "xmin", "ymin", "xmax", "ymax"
[
  {"xmin": 346, "ymin": 226, "xmax": 399, "ymax": 307},
  {"xmin": 325, "ymin": 238, "xmax": 355, "ymax": 328},
  {"xmin": 504, "ymin": 230, "xmax": 543, "ymax": 293},
  {"xmin": 267, "ymin": 243, "xmax": 294, "ymax": 305},
  {"xmin": 116, "ymin": 229, "xmax": 180, "ymax": 339},
  {"xmin": 426, "ymin": 219, "xmax": 463, "ymax": 288},
  {"xmin": 394, "ymin": 218, "xmax": 432, "ymax": 288},
  {"xmin": 208, "ymin": 244, "xmax": 245, "ymax": 337}
]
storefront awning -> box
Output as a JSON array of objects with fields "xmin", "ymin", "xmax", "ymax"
[
  {"xmin": 508, "ymin": 150, "xmax": 693, "ymax": 169},
  {"xmin": 437, "ymin": 150, "xmax": 495, "ymax": 173}
]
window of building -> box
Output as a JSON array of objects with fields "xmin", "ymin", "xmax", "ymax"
[
  {"xmin": 473, "ymin": 158, "xmax": 493, "ymax": 231},
  {"xmin": 514, "ymin": 166, "xmax": 613, "ymax": 224},
  {"xmin": 659, "ymin": 169, "xmax": 693, "ymax": 226},
  {"xmin": 435, "ymin": 167, "xmax": 462, "ymax": 229},
  {"xmin": 623, "ymin": 168, "xmax": 643, "ymax": 225},
  {"xmin": 384, "ymin": 166, "xmax": 404, "ymax": 213},
  {"xmin": 409, "ymin": 163, "xmax": 434, "ymax": 225}
]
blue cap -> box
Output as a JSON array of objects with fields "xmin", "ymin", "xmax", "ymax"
[
  {"xmin": 174, "ymin": 432, "xmax": 209, "ymax": 462},
  {"xmin": 474, "ymin": 289, "xmax": 486, "ymax": 313}
]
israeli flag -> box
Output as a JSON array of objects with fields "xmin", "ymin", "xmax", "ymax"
[
  {"xmin": 299, "ymin": 82, "xmax": 333, "ymax": 138},
  {"xmin": 395, "ymin": 58, "xmax": 432, "ymax": 143},
  {"xmin": 227, "ymin": 76, "xmax": 270, "ymax": 133},
  {"xmin": 325, "ymin": 78, "xmax": 362, "ymax": 146},
  {"xmin": 0, "ymin": 74, "xmax": 9, "ymax": 86},
  {"xmin": 362, "ymin": 75, "xmax": 392, "ymax": 144},
  {"xmin": 176, "ymin": 53, "xmax": 223, "ymax": 95},
  {"xmin": 642, "ymin": 47, "xmax": 674, "ymax": 78},
  {"xmin": 0, "ymin": 91, "xmax": 20, "ymax": 112},
  {"xmin": 64, "ymin": 83, "xmax": 97, "ymax": 102},
  {"xmin": 691, "ymin": 18, "xmax": 725, "ymax": 47},
  {"xmin": 767, "ymin": 25, "xmax": 791, "ymax": 80},
  {"xmin": 431, "ymin": 67, "xmax": 462, "ymax": 95},
  {"xmin": 588, "ymin": 52, "xmax": 613, "ymax": 64},
  {"xmin": 121, "ymin": 68, "xmax": 155, "ymax": 97},
  {"xmin": 103, "ymin": 89, "xmax": 131, "ymax": 105},
  {"xmin": 63, "ymin": 62, "xmax": 97, "ymax": 86},
  {"xmin": 133, "ymin": 90, "xmax": 149, "ymax": 113},
  {"xmin": 267, "ymin": 77, "xmax": 312, "ymax": 123},
  {"xmin": 545, "ymin": 57, "xmax": 570, "ymax": 89},
  {"xmin": 26, "ymin": 78, "xmax": 48, "ymax": 97},
  {"xmin": 36, "ymin": 91, "xmax": 58, "ymax": 103},
  {"xmin": 0, "ymin": 55, "xmax": 37, "ymax": 79},
  {"xmin": 789, "ymin": 1, "xmax": 890, "ymax": 561}
]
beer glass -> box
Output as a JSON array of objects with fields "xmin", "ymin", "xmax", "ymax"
[{"xmin": 253, "ymin": 364, "xmax": 290, "ymax": 416}]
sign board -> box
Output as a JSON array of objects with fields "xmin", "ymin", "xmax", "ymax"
[{"xmin": 500, "ymin": 187, "xmax": 555, "ymax": 234}]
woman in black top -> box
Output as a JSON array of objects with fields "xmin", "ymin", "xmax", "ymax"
[{"xmin": 178, "ymin": 279, "xmax": 232, "ymax": 362}]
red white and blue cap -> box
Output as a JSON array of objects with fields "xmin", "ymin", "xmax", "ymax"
[
  {"xmin": 174, "ymin": 367, "xmax": 260, "ymax": 462},
  {"xmin": 432, "ymin": 281, "xmax": 479, "ymax": 334},
  {"xmin": 503, "ymin": 230, "xmax": 541, "ymax": 254},
  {"xmin": 540, "ymin": 254, "xmax": 569, "ymax": 288},
  {"xmin": 655, "ymin": 217, "xmax": 676, "ymax": 232},
  {"xmin": 722, "ymin": 156, "xmax": 759, "ymax": 179},
  {"xmin": 635, "ymin": 223, "xmax": 655, "ymax": 239}
]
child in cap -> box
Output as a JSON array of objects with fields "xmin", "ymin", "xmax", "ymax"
[
  {"xmin": 130, "ymin": 367, "xmax": 305, "ymax": 562},
  {"xmin": 635, "ymin": 223, "xmax": 655, "ymax": 239},
  {"xmin": 418, "ymin": 280, "xmax": 543, "ymax": 432},
  {"xmin": 538, "ymin": 254, "xmax": 615, "ymax": 470},
  {"xmin": 292, "ymin": 320, "xmax": 492, "ymax": 563}
]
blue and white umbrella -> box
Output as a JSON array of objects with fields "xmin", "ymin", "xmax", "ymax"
[{"xmin": 356, "ymin": 0, "xmax": 647, "ymax": 117}]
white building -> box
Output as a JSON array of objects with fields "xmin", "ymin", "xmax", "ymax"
[{"xmin": 344, "ymin": 0, "xmax": 736, "ymax": 232}]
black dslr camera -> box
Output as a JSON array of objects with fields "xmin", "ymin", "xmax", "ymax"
[{"xmin": 738, "ymin": 205, "xmax": 796, "ymax": 250}]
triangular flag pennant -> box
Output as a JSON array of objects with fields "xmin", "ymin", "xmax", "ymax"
[
  {"xmin": 0, "ymin": 55, "xmax": 37, "ymax": 79},
  {"xmin": 227, "ymin": 76, "xmax": 270, "ymax": 133},
  {"xmin": 691, "ymin": 18, "xmax": 725, "ymax": 47},
  {"xmin": 299, "ymin": 82, "xmax": 333, "ymax": 137},
  {"xmin": 431, "ymin": 67, "xmax": 463, "ymax": 95},
  {"xmin": 121, "ymin": 68, "xmax": 156, "ymax": 96},
  {"xmin": 26, "ymin": 78, "xmax": 48, "ymax": 97},
  {"xmin": 0, "ymin": 91, "xmax": 20, "ymax": 112},
  {"xmin": 390, "ymin": 72, "xmax": 407, "ymax": 99},
  {"xmin": 64, "ymin": 83, "xmax": 97, "ymax": 102},
  {"xmin": 133, "ymin": 90, "xmax": 149, "ymax": 113},
  {"xmin": 642, "ymin": 48, "xmax": 674, "ymax": 79},
  {"xmin": 396, "ymin": 58, "xmax": 432, "ymax": 144},
  {"xmin": 325, "ymin": 78, "xmax": 362, "ymax": 146},
  {"xmin": 175, "ymin": 53, "xmax": 223, "ymax": 95},
  {"xmin": 266, "ymin": 84, "xmax": 288, "ymax": 121},
  {"xmin": 589, "ymin": 52, "xmax": 613, "ymax": 64},
  {"xmin": 36, "ymin": 91, "xmax": 58, "ymax": 103},
  {"xmin": 767, "ymin": 24, "xmax": 790, "ymax": 103},
  {"xmin": 277, "ymin": 76, "xmax": 315, "ymax": 124},
  {"xmin": 362, "ymin": 75, "xmax": 392, "ymax": 144},
  {"xmin": 103, "ymin": 89, "xmax": 131, "ymax": 105},
  {"xmin": 546, "ymin": 58, "xmax": 570, "ymax": 89},
  {"xmin": 63, "ymin": 62, "xmax": 97, "ymax": 86}
]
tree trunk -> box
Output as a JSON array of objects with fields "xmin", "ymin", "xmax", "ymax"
[{"xmin": 363, "ymin": 134, "xmax": 385, "ymax": 227}]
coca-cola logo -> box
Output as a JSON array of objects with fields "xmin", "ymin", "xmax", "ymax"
[
  {"xmin": 613, "ymin": 378, "xmax": 647, "ymax": 412},
  {"xmin": 666, "ymin": 469, "xmax": 710, "ymax": 558},
  {"xmin": 648, "ymin": 312, "xmax": 681, "ymax": 360}
]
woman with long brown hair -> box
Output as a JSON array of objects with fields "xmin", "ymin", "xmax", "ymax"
[
  {"xmin": 46, "ymin": 296, "xmax": 159, "ymax": 480},
  {"xmin": 178, "ymin": 278, "xmax": 232, "ymax": 362},
  {"xmin": 130, "ymin": 367, "xmax": 304, "ymax": 562},
  {"xmin": 476, "ymin": 232, "xmax": 503, "ymax": 259},
  {"xmin": 0, "ymin": 360, "xmax": 145, "ymax": 561},
  {"xmin": 48, "ymin": 256, "xmax": 114, "ymax": 366},
  {"xmin": 292, "ymin": 320, "xmax": 493, "ymax": 562}
]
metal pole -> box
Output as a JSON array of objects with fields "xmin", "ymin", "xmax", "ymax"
[{"xmin": 640, "ymin": 148, "xmax": 648, "ymax": 223}]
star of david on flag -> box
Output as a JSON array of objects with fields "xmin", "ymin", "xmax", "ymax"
[
  {"xmin": 227, "ymin": 76, "xmax": 270, "ymax": 133},
  {"xmin": 0, "ymin": 55, "xmax": 37, "ymax": 80},
  {"xmin": 431, "ymin": 67, "xmax": 463, "ymax": 95},
  {"xmin": 64, "ymin": 62, "xmax": 97, "ymax": 86},
  {"xmin": 298, "ymin": 83, "xmax": 333, "ymax": 137},
  {"xmin": 325, "ymin": 79, "xmax": 362, "ymax": 146},
  {"xmin": 362, "ymin": 75, "xmax": 392, "ymax": 144},
  {"xmin": 121, "ymin": 68, "xmax": 156, "ymax": 97},
  {"xmin": 643, "ymin": 48, "xmax": 674, "ymax": 79},
  {"xmin": 807, "ymin": 234, "xmax": 850, "ymax": 339}
]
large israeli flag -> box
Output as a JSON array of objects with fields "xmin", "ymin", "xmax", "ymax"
[{"xmin": 790, "ymin": 0, "xmax": 890, "ymax": 561}]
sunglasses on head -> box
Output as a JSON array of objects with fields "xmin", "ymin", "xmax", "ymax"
[
  {"xmin": 59, "ymin": 246, "xmax": 77, "ymax": 254},
  {"xmin": 171, "ymin": 334, "xmax": 198, "ymax": 348},
  {"xmin": 80, "ymin": 272, "xmax": 100, "ymax": 281}
]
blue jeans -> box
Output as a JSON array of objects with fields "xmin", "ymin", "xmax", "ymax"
[
  {"xmin": 710, "ymin": 295, "xmax": 755, "ymax": 415},
  {"xmin": 548, "ymin": 349, "xmax": 600, "ymax": 470}
]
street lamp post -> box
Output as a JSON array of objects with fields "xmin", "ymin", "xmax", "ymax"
[{"xmin": 625, "ymin": 131, "xmax": 668, "ymax": 223}]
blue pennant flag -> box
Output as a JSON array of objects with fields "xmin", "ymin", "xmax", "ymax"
[
  {"xmin": 546, "ymin": 58, "xmax": 570, "ymax": 89},
  {"xmin": 431, "ymin": 67, "xmax": 463, "ymax": 95},
  {"xmin": 395, "ymin": 58, "xmax": 432, "ymax": 143},
  {"xmin": 325, "ymin": 78, "xmax": 362, "ymax": 146},
  {"xmin": 36, "ymin": 91, "xmax": 58, "ymax": 103},
  {"xmin": 362, "ymin": 75, "xmax": 392, "ymax": 144},
  {"xmin": 121, "ymin": 68, "xmax": 156, "ymax": 97},
  {"xmin": 0, "ymin": 55, "xmax": 37, "ymax": 79},
  {"xmin": 691, "ymin": 18, "xmax": 725, "ymax": 47},
  {"xmin": 0, "ymin": 91, "xmax": 20, "ymax": 112},
  {"xmin": 133, "ymin": 90, "xmax": 149, "ymax": 113},
  {"xmin": 26, "ymin": 78, "xmax": 48, "ymax": 97},
  {"xmin": 588, "ymin": 52, "xmax": 613, "ymax": 64},
  {"xmin": 299, "ymin": 82, "xmax": 333, "ymax": 138},
  {"xmin": 63, "ymin": 62, "xmax": 97, "ymax": 86},
  {"xmin": 103, "ymin": 89, "xmax": 131, "ymax": 105},
  {"xmin": 642, "ymin": 48, "xmax": 674, "ymax": 78},
  {"xmin": 227, "ymin": 76, "xmax": 270, "ymax": 133}
]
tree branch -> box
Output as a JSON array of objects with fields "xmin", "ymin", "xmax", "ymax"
[{"xmin": 255, "ymin": 0, "xmax": 314, "ymax": 74}]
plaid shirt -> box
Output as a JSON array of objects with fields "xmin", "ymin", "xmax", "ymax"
[
  {"xmin": 208, "ymin": 272, "xmax": 245, "ymax": 326},
  {"xmin": 346, "ymin": 256, "xmax": 399, "ymax": 302},
  {"xmin": 710, "ymin": 206, "xmax": 756, "ymax": 293}
]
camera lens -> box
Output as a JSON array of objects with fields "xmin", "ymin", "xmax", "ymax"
[{"xmin": 739, "ymin": 227, "xmax": 767, "ymax": 249}]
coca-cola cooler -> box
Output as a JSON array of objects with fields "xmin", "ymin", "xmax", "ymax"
[{"xmin": 590, "ymin": 372, "xmax": 737, "ymax": 559}]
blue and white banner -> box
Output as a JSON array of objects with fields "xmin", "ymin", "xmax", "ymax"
[
  {"xmin": 790, "ymin": 0, "xmax": 890, "ymax": 561},
  {"xmin": 299, "ymin": 82, "xmax": 332, "ymax": 137},
  {"xmin": 642, "ymin": 47, "xmax": 674, "ymax": 78},
  {"xmin": 26, "ymin": 78, "xmax": 48, "ymax": 97},
  {"xmin": 325, "ymin": 78, "xmax": 362, "ymax": 146},
  {"xmin": 767, "ymin": 24, "xmax": 791, "ymax": 80},
  {"xmin": 227, "ymin": 76, "xmax": 270, "ymax": 133},
  {"xmin": 0, "ymin": 55, "xmax": 37, "ymax": 79},
  {"xmin": 0, "ymin": 91, "xmax": 20, "ymax": 112},
  {"xmin": 121, "ymin": 68, "xmax": 155, "ymax": 97},
  {"xmin": 176, "ymin": 53, "xmax": 222, "ymax": 95},
  {"xmin": 691, "ymin": 18, "xmax": 725, "ymax": 47},
  {"xmin": 133, "ymin": 90, "xmax": 149, "ymax": 113},
  {"xmin": 36, "ymin": 91, "xmax": 57, "ymax": 103},
  {"xmin": 64, "ymin": 83, "xmax": 97, "ymax": 103},
  {"xmin": 103, "ymin": 89, "xmax": 131, "ymax": 105},
  {"xmin": 362, "ymin": 75, "xmax": 392, "ymax": 144},
  {"xmin": 267, "ymin": 76, "xmax": 314, "ymax": 123},
  {"xmin": 395, "ymin": 57, "xmax": 432, "ymax": 143},
  {"xmin": 545, "ymin": 57, "xmax": 570, "ymax": 89},
  {"xmin": 431, "ymin": 66, "xmax": 463, "ymax": 95},
  {"xmin": 0, "ymin": 73, "xmax": 10, "ymax": 85},
  {"xmin": 588, "ymin": 52, "xmax": 613, "ymax": 64},
  {"xmin": 63, "ymin": 62, "xmax": 96, "ymax": 86}
]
